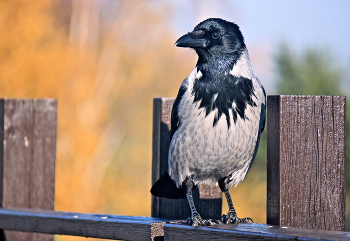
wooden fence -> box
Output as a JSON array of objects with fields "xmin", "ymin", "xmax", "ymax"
[{"xmin": 0, "ymin": 96, "xmax": 347, "ymax": 241}]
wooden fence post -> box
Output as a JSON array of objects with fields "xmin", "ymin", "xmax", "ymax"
[
  {"xmin": 0, "ymin": 99, "xmax": 56, "ymax": 241},
  {"xmin": 267, "ymin": 95, "xmax": 346, "ymax": 231},
  {"xmin": 151, "ymin": 98, "xmax": 222, "ymax": 220}
]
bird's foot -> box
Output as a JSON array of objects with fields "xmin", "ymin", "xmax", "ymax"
[
  {"xmin": 221, "ymin": 210, "xmax": 253, "ymax": 224},
  {"xmin": 187, "ymin": 211, "xmax": 219, "ymax": 227}
]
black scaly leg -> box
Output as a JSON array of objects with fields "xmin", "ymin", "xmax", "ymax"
[
  {"xmin": 185, "ymin": 192, "xmax": 202, "ymax": 227},
  {"xmin": 182, "ymin": 177, "xmax": 219, "ymax": 227},
  {"xmin": 219, "ymin": 176, "xmax": 253, "ymax": 224}
]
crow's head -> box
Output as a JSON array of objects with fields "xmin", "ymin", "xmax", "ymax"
[{"xmin": 175, "ymin": 18, "xmax": 246, "ymax": 64}]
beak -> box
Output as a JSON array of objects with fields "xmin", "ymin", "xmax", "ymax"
[{"xmin": 175, "ymin": 33, "xmax": 207, "ymax": 48}]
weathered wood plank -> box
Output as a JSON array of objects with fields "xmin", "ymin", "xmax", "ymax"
[
  {"xmin": 32, "ymin": 99, "xmax": 56, "ymax": 210},
  {"xmin": 0, "ymin": 208, "xmax": 166, "ymax": 241},
  {"xmin": 163, "ymin": 222, "xmax": 350, "ymax": 241},
  {"xmin": 267, "ymin": 95, "xmax": 346, "ymax": 231},
  {"xmin": 266, "ymin": 96, "xmax": 280, "ymax": 226},
  {"xmin": 151, "ymin": 98, "xmax": 222, "ymax": 220},
  {"xmin": 1, "ymin": 208, "xmax": 350, "ymax": 241},
  {"xmin": 0, "ymin": 99, "xmax": 56, "ymax": 241},
  {"xmin": 2, "ymin": 99, "xmax": 34, "ymax": 209}
]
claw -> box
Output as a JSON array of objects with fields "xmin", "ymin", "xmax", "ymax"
[
  {"xmin": 221, "ymin": 210, "xmax": 253, "ymax": 224},
  {"xmin": 238, "ymin": 217, "xmax": 253, "ymax": 223},
  {"xmin": 188, "ymin": 211, "xmax": 219, "ymax": 227}
]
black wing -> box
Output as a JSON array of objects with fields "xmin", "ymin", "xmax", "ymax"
[
  {"xmin": 170, "ymin": 85, "xmax": 187, "ymax": 139},
  {"xmin": 260, "ymin": 86, "xmax": 266, "ymax": 133},
  {"xmin": 246, "ymin": 103, "xmax": 266, "ymax": 174},
  {"xmin": 150, "ymin": 172, "xmax": 186, "ymax": 199}
]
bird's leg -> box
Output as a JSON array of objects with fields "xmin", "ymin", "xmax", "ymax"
[
  {"xmin": 219, "ymin": 177, "xmax": 253, "ymax": 224},
  {"xmin": 186, "ymin": 192, "xmax": 201, "ymax": 226},
  {"xmin": 185, "ymin": 192, "xmax": 219, "ymax": 227},
  {"xmin": 182, "ymin": 178, "xmax": 219, "ymax": 227},
  {"xmin": 221, "ymin": 190, "xmax": 253, "ymax": 224}
]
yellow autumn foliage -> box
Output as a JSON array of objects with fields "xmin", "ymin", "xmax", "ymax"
[{"xmin": 0, "ymin": 1, "xmax": 267, "ymax": 240}]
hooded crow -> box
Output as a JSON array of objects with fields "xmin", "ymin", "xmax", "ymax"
[{"xmin": 151, "ymin": 18, "xmax": 266, "ymax": 227}]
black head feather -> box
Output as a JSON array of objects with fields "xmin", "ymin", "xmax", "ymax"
[
  {"xmin": 189, "ymin": 18, "xmax": 246, "ymax": 64},
  {"xmin": 175, "ymin": 18, "xmax": 256, "ymax": 128}
]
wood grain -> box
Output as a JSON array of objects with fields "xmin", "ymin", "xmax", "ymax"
[
  {"xmin": 0, "ymin": 99, "xmax": 56, "ymax": 241},
  {"xmin": 151, "ymin": 98, "xmax": 222, "ymax": 220},
  {"xmin": 32, "ymin": 99, "xmax": 56, "ymax": 210},
  {"xmin": 266, "ymin": 95, "xmax": 346, "ymax": 231}
]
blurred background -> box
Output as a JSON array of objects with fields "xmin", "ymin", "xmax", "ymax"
[{"xmin": 0, "ymin": 0, "xmax": 349, "ymax": 240}]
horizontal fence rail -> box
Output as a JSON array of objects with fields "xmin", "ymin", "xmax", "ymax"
[
  {"xmin": 0, "ymin": 208, "xmax": 165, "ymax": 241},
  {"xmin": 0, "ymin": 208, "xmax": 350, "ymax": 241}
]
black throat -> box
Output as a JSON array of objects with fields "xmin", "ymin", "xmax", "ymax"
[{"xmin": 192, "ymin": 53, "xmax": 257, "ymax": 128}]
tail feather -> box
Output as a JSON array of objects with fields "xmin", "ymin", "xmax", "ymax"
[{"xmin": 151, "ymin": 172, "xmax": 186, "ymax": 199}]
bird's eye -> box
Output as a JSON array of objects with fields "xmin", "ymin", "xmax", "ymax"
[{"xmin": 212, "ymin": 32, "xmax": 220, "ymax": 39}]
